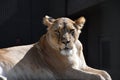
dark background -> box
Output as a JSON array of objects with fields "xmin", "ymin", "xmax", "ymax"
[{"xmin": 0, "ymin": 0, "xmax": 120, "ymax": 79}]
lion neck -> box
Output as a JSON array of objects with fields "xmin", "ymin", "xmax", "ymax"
[{"xmin": 38, "ymin": 34, "xmax": 74, "ymax": 73}]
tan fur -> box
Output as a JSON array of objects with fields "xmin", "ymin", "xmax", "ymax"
[
  {"xmin": 0, "ymin": 44, "xmax": 34, "ymax": 76},
  {"xmin": 1, "ymin": 16, "xmax": 112, "ymax": 80}
]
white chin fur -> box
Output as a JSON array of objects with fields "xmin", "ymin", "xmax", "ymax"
[
  {"xmin": 60, "ymin": 45, "xmax": 77, "ymax": 56},
  {"xmin": 60, "ymin": 49, "xmax": 73, "ymax": 56}
]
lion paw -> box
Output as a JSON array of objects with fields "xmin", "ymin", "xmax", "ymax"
[
  {"xmin": 0, "ymin": 75, "xmax": 7, "ymax": 80},
  {"xmin": 89, "ymin": 74, "xmax": 105, "ymax": 80}
]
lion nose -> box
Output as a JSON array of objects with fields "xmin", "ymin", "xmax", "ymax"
[
  {"xmin": 62, "ymin": 40, "xmax": 70, "ymax": 45},
  {"xmin": 62, "ymin": 33, "xmax": 70, "ymax": 44}
]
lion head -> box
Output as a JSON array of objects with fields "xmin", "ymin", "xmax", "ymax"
[{"xmin": 43, "ymin": 16, "xmax": 86, "ymax": 56}]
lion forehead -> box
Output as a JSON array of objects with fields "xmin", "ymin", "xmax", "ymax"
[{"xmin": 53, "ymin": 18, "xmax": 76, "ymax": 30}]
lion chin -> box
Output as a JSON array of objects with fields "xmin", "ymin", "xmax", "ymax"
[
  {"xmin": 60, "ymin": 45, "xmax": 77, "ymax": 56},
  {"xmin": 60, "ymin": 49, "xmax": 73, "ymax": 56}
]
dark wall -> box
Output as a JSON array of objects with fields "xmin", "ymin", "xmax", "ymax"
[
  {"xmin": 100, "ymin": 0, "xmax": 120, "ymax": 79},
  {"xmin": 0, "ymin": 0, "xmax": 31, "ymax": 47},
  {"xmin": 73, "ymin": 0, "xmax": 120, "ymax": 80},
  {"xmin": 87, "ymin": 0, "xmax": 120, "ymax": 79},
  {"xmin": 67, "ymin": 0, "xmax": 105, "ymax": 15},
  {"xmin": 0, "ymin": 0, "xmax": 49, "ymax": 47},
  {"xmin": 67, "ymin": 0, "xmax": 120, "ymax": 79}
]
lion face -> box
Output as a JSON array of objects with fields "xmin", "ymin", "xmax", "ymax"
[{"xmin": 43, "ymin": 16, "xmax": 86, "ymax": 56}]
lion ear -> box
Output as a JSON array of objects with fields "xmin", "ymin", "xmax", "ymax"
[
  {"xmin": 75, "ymin": 16, "xmax": 86, "ymax": 30},
  {"xmin": 43, "ymin": 15, "xmax": 55, "ymax": 28}
]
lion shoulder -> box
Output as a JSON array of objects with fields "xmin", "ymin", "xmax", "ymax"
[{"xmin": 0, "ymin": 44, "xmax": 34, "ymax": 75}]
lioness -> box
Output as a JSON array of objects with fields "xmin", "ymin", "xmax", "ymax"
[{"xmin": 2, "ymin": 16, "xmax": 112, "ymax": 80}]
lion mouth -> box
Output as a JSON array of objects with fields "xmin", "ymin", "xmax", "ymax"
[
  {"xmin": 64, "ymin": 47, "xmax": 70, "ymax": 50},
  {"xmin": 60, "ymin": 45, "xmax": 73, "ymax": 51},
  {"xmin": 60, "ymin": 47, "xmax": 73, "ymax": 56}
]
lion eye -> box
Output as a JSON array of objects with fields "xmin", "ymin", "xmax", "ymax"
[
  {"xmin": 70, "ymin": 29, "xmax": 75, "ymax": 35},
  {"xmin": 55, "ymin": 30, "xmax": 60, "ymax": 35}
]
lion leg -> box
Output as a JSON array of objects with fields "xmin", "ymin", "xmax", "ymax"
[
  {"xmin": 64, "ymin": 68, "xmax": 105, "ymax": 80},
  {"xmin": 0, "ymin": 75, "xmax": 7, "ymax": 80},
  {"xmin": 82, "ymin": 66, "xmax": 112, "ymax": 80},
  {"xmin": 0, "ymin": 66, "xmax": 7, "ymax": 80}
]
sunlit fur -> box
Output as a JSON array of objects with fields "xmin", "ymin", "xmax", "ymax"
[
  {"xmin": 0, "ymin": 44, "xmax": 34, "ymax": 80},
  {"xmin": 0, "ymin": 16, "xmax": 112, "ymax": 80}
]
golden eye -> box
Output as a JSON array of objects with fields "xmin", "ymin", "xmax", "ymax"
[
  {"xmin": 55, "ymin": 30, "xmax": 60, "ymax": 35},
  {"xmin": 70, "ymin": 29, "xmax": 75, "ymax": 35}
]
